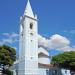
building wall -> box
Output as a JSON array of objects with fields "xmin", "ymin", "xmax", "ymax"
[
  {"xmin": 61, "ymin": 69, "xmax": 71, "ymax": 75},
  {"xmin": 49, "ymin": 67, "xmax": 63, "ymax": 75},
  {"xmin": 38, "ymin": 68, "xmax": 49, "ymax": 75},
  {"xmin": 19, "ymin": 14, "xmax": 38, "ymax": 75},
  {"xmin": 38, "ymin": 57, "xmax": 50, "ymax": 64}
]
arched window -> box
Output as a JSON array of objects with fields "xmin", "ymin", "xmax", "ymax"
[{"xmin": 30, "ymin": 23, "xmax": 33, "ymax": 29}]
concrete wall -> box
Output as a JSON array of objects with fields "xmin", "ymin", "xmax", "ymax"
[
  {"xmin": 38, "ymin": 57, "xmax": 50, "ymax": 64},
  {"xmin": 38, "ymin": 68, "xmax": 49, "ymax": 75}
]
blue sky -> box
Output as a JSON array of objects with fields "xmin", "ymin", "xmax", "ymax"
[{"xmin": 0, "ymin": 0, "xmax": 75, "ymax": 56}]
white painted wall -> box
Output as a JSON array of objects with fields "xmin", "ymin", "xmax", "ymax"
[
  {"xmin": 38, "ymin": 68, "xmax": 48, "ymax": 75},
  {"xmin": 19, "ymin": 4, "xmax": 38, "ymax": 74},
  {"xmin": 61, "ymin": 69, "xmax": 71, "ymax": 75},
  {"xmin": 38, "ymin": 47, "xmax": 49, "ymax": 56},
  {"xmin": 38, "ymin": 57, "xmax": 50, "ymax": 64}
]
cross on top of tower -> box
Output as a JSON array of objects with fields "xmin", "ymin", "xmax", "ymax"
[{"xmin": 24, "ymin": 0, "xmax": 34, "ymax": 18}]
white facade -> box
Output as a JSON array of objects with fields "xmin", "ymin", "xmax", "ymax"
[
  {"xmin": 38, "ymin": 47, "xmax": 50, "ymax": 65},
  {"xmin": 18, "ymin": 0, "xmax": 38, "ymax": 75},
  {"xmin": 12, "ymin": 0, "xmax": 50, "ymax": 75},
  {"xmin": 12, "ymin": 1, "xmax": 72, "ymax": 75},
  {"xmin": 61, "ymin": 69, "xmax": 71, "ymax": 75}
]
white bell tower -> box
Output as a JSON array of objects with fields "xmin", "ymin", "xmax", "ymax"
[{"xmin": 18, "ymin": 0, "xmax": 38, "ymax": 75}]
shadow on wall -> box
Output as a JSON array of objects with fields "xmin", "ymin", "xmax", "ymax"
[
  {"xmin": 48, "ymin": 67, "xmax": 63, "ymax": 75},
  {"xmin": 48, "ymin": 67, "xmax": 73, "ymax": 75}
]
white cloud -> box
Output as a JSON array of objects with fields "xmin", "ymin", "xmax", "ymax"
[
  {"xmin": 38, "ymin": 34, "xmax": 75, "ymax": 51},
  {"xmin": 3, "ymin": 33, "xmax": 10, "ymax": 37},
  {"xmin": 10, "ymin": 32, "xmax": 19, "ymax": 38},
  {"xmin": 2, "ymin": 39, "xmax": 13, "ymax": 44},
  {"xmin": 70, "ymin": 30, "xmax": 75, "ymax": 34},
  {"xmin": 64, "ymin": 30, "xmax": 75, "ymax": 34},
  {"xmin": 0, "ymin": 38, "xmax": 18, "ymax": 45},
  {"xmin": 0, "ymin": 32, "xmax": 19, "ymax": 45},
  {"xmin": 3, "ymin": 32, "xmax": 19, "ymax": 38},
  {"xmin": 60, "ymin": 46, "xmax": 75, "ymax": 52},
  {"xmin": 38, "ymin": 35, "xmax": 48, "ymax": 47},
  {"xmin": 48, "ymin": 34, "xmax": 70, "ymax": 49},
  {"xmin": 1, "ymin": 32, "xmax": 75, "ymax": 51}
]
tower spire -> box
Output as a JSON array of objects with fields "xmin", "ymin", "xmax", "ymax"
[{"xmin": 24, "ymin": 0, "xmax": 34, "ymax": 18}]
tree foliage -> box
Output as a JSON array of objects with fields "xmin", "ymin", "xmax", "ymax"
[
  {"xmin": 51, "ymin": 51, "xmax": 75, "ymax": 71},
  {"xmin": 0, "ymin": 45, "xmax": 16, "ymax": 66},
  {"xmin": 0, "ymin": 45, "xmax": 16, "ymax": 74}
]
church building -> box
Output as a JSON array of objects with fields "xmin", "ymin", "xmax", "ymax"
[
  {"xmin": 12, "ymin": 0, "xmax": 51, "ymax": 75},
  {"xmin": 11, "ymin": 0, "xmax": 72, "ymax": 75}
]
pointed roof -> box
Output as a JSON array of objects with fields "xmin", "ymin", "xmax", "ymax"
[{"xmin": 24, "ymin": 0, "xmax": 34, "ymax": 18}]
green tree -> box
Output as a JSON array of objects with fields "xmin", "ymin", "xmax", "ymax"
[
  {"xmin": 0, "ymin": 45, "xmax": 16, "ymax": 74},
  {"xmin": 51, "ymin": 51, "xmax": 75, "ymax": 72}
]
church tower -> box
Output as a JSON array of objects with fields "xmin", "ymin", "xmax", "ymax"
[{"xmin": 19, "ymin": 0, "xmax": 38, "ymax": 75}]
